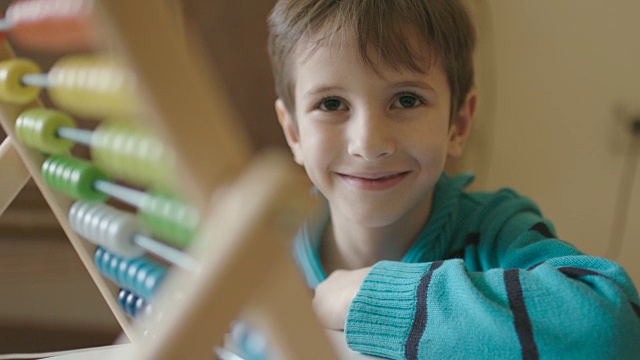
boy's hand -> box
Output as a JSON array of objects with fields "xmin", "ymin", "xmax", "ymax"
[{"xmin": 312, "ymin": 266, "xmax": 372, "ymax": 330}]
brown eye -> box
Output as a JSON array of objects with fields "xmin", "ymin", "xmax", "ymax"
[
  {"xmin": 319, "ymin": 98, "xmax": 344, "ymax": 111},
  {"xmin": 394, "ymin": 93, "xmax": 422, "ymax": 109}
]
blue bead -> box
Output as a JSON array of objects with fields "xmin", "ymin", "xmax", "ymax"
[
  {"xmin": 116, "ymin": 257, "xmax": 131, "ymax": 287},
  {"xmin": 117, "ymin": 289, "xmax": 128, "ymax": 311},
  {"xmin": 95, "ymin": 247, "xmax": 108, "ymax": 274},
  {"xmin": 125, "ymin": 292, "xmax": 137, "ymax": 317},
  {"xmin": 94, "ymin": 247, "xmax": 104, "ymax": 272},
  {"xmin": 135, "ymin": 263, "xmax": 154, "ymax": 298},
  {"xmin": 143, "ymin": 267, "xmax": 165, "ymax": 298},
  {"xmin": 134, "ymin": 296, "xmax": 146, "ymax": 317},
  {"xmin": 107, "ymin": 254, "xmax": 122, "ymax": 283},
  {"xmin": 125, "ymin": 259, "xmax": 143, "ymax": 291}
]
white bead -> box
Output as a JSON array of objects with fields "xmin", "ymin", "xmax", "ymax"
[{"xmin": 69, "ymin": 201, "xmax": 144, "ymax": 258}]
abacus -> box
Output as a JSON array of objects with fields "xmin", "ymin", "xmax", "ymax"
[{"xmin": 0, "ymin": 0, "xmax": 338, "ymax": 359}]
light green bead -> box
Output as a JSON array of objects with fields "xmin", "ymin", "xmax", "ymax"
[
  {"xmin": 92, "ymin": 120, "xmax": 175, "ymax": 189},
  {"xmin": 15, "ymin": 108, "xmax": 76, "ymax": 154}
]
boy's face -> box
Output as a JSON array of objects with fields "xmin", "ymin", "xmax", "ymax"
[{"xmin": 276, "ymin": 36, "xmax": 475, "ymax": 229}]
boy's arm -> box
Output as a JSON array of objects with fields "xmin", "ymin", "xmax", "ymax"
[{"xmin": 339, "ymin": 210, "xmax": 640, "ymax": 359}]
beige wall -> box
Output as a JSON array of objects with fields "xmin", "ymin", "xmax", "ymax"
[{"xmin": 462, "ymin": 1, "xmax": 640, "ymax": 285}]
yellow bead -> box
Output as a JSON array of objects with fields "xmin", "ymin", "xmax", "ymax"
[
  {"xmin": 0, "ymin": 59, "xmax": 42, "ymax": 104},
  {"xmin": 48, "ymin": 55, "xmax": 139, "ymax": 118}
]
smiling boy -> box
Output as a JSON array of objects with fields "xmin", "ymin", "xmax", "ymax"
[{"xmin": 268, "ymin": 1, "xmax": 640, "ymax": 359}]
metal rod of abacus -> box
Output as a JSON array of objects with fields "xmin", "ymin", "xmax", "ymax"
[
  {"xmin": 133, "ymin": 234, "xmax": 199, "ymax": 271},
  {"xmin": 93, "ymin": 179, "xmax": 149, "ymax": 208},
  {"xmin": 20, "ymin": 73, "xmax": 50, "ymax": 88},
  {"xmin": 0, "ymin": 19, "xmax": 10, "ymax": 32}
]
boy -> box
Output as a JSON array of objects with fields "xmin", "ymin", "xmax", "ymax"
[{"xmin": 267, "ymin": 0, "xmax": 640, "ymax": 359}]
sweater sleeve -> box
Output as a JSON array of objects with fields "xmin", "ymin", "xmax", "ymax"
[{"xmin": 344, "ymin": 196, "xmax": 640, "ymax": 359}]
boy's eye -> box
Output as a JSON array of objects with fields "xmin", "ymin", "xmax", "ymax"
[
  {"xmin": 393, "ymin": 94, "xmax": 422, "ymax": 109},
  {"xmin": 319, "ymin": 98, "xmax": 345, "ymax": 111}
]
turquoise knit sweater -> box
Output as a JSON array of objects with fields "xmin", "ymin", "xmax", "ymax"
[{"xmin": 293, "ymin": 173, "xmax": 640, "ymax": 359}]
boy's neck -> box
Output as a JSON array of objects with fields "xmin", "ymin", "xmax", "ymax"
[{"xmin": 320, "ymin": 194, "xmax": 433, "ymax": 274}]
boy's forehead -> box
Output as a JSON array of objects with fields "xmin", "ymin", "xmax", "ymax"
[
  {"xmin": 290, "ymin": 33, "xmax": 450, "ymax": 103},
  {"xmin": 294, "ymin": 31, "xmax": 437, "ymax": 78}
]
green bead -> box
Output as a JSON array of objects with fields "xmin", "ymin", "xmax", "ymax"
[
  {"xmin": 91, "ymin": 120, "xmax": 175, "ymax": 189},
  {"xmin": 15, "ymin": 108, "xmax": 76, "ymax": 154},
  {"xmin": 139, "ymin": 192, "xmax": 199, "ymax": 249},
  {"xmin": 0, "ymin": 59, "xmax": 41, "ymax": 104},
  {"xmin": 42, "ymin": 155, "xmax": 110, "ymax": 202}
]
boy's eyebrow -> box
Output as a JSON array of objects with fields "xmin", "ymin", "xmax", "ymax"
[
  {"xmin": 304, "ymin": 85, "xmax": 345, "ymax": 97},
  {"xmin": 392, "ymin": 80, "xmax": 438, "ymax": 94}
]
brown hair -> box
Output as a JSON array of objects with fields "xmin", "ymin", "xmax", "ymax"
[{"xmin": 267, "ymin": 0, "xmax": 476, "ymax": 117}]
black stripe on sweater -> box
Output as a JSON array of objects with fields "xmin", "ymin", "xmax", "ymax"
[
  {"xmin": 404, "ymin": 260, "xmax": 444, "ymax": 360},
  {"xmin": 527, "ymin": 261, "xmax": 545, "ymax": 271},
  {"xmin": 466, "ymin": 232, "xmax": 481, "ymax": 246},
  {"xmin": 529, "ymin": 222, "xmax": 554, "ymax": 238},
  {"xmin": 504, "ymin": 269, "xmax": 539, "ymax": 360},
  {"xmin": 445, "ymin": 232, "xmax": 481, "ymax": 260},
  {"xmin": 557, "ymin": 267, "xmax": 640, "ymax": 320},
  {"xmin": 631, "ymin": 302, "xmax": 640, "ymax": 319},
  {"xmin": 557, "ymin": 267, "xmax": 609, "ymax": 280}
]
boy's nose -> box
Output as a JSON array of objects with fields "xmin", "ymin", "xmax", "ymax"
[{"xmin": 347, "ymin": 113, "xmax": 395, "ymax": 160}]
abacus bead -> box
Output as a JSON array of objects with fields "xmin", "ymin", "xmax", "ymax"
[
  {"xmin": 92, "ymin": 121, "xmax": 175, "ymax": 189},
  {"xmin": 139, "ymin": 193, "xmax": 199, "ymax": 249},
  {"xmin": 15, "ymin": 108, "xmax": 76, "ymax": 154},
  {"xmin": 116, "ymin": 257, "xmax": 131, "ymax": 287},
  {"xmin": 0, "ymin": 59, "xmax": 41, "ymax": 104},
  {"xmin": 107, "ymin": 254, "xmax": 122, "ymax": 282},
  {"xmin": 7, "ymin": 0, "xmax": 98, "ymax": 51},
  {"xmin": 142, "ymin": 266, "xmax": 166, "ymax": 299},
  {"xmin": 95, "ymin": 248, "xmax": 119, "ymax": 282},
  {"xmin": 48, "ymin": 55, "xmax": 138, "ymax": 118},
  {"xmin": 42, "ymin": 155, "xmax": 109, "ymax": 202},
  {"xmin": 134, "ymin": 297, "xmax": 146, "ymax": 318},
  {"xmin": 245, "ymin": 331, "xmax": 269, "ymax": 360},
  {"xmin": 69, "ymin": 201, "xmax": 143, "ymax": 258},
  {"xmin": 127, "ymin": 258, "xmax": 166, "ymax": 299},
  {"xmin": 232, "ymin": 323, "xmax": 268, "ymax": 360},
  {"xmin": 125, "ymin": 292, "xmax": 137, "ymax": 317},
  {"xmin": 94, "ymin": 247, "xmax": 105, "ymax": 273},
  {"xmin": 133, "ymin": 263, "xmax": 154, "ymax": 298},
  {"xmin": 97, "ymin": 247, "xmax": 111, "ymax": 275},
  {"xmin": 117, "ymin": 289, "xmax": 128, "ymax": 315},
  {"xmin": 124, "ymin": 259, "xmax": 143, "ymax": 291}
]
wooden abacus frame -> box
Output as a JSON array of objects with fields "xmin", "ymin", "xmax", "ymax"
[{"xmin": 0, "ymin": 0, "xmax": 338, "ymax": 358}]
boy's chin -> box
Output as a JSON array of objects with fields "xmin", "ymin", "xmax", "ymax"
[{"xmin": 336, "ymin": 205, "xmax": 409, "ymax": 229}]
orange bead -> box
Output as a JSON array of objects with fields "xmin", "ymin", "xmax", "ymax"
[{"xmin": 7, "ymin": 0, "xmax": 98, "ymax": 51}]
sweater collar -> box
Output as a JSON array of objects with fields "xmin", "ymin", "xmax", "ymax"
[{"xmin": 293, "ymin": 172, "xmax": 474, "ymax": 287}]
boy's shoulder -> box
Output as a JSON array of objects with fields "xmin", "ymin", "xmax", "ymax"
[
  {"xmin": 437, "ymin": 173, "xmax": 544, "ymax": 236},
  {"xmin": 438, "ymin": 172, "xmax": 532, "ymax": 207}
]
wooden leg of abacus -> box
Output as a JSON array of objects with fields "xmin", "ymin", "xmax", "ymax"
[
  {"xmin": 136, "ymin": 152, "xmax": 338, "ymax": 359},
  {"xmin": 0, "ymin": 137, "xmax": 30, "ymax": 216}
]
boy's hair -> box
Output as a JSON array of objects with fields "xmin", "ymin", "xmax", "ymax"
[{"xmin": 268, "ymin": 0, "xmax": 476, "ymax": 118}]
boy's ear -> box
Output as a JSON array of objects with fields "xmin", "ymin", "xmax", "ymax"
[
  {"xmin": 447, "ymin": 90, "xmax": 477, "ymax": 158},
  {"xmin": 275, "ymin": 99, "xmax": 305, "ymax": 165}
]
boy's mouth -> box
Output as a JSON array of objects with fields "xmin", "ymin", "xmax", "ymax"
[{"xmin": 337, "ymin": 171, "xmax": 411, "ymax": 191}]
